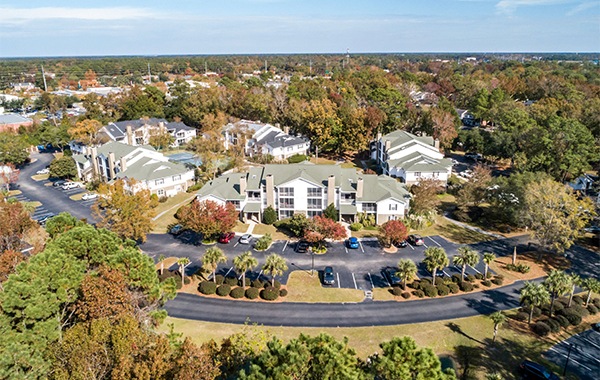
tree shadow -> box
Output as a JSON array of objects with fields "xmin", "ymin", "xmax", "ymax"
[{"xmin": 445, "ymin": 322, "xmax": 484, "ymax": 345}]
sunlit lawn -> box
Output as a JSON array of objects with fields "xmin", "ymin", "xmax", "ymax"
[
  {"xmin": 285, "ymin": 271, "xmax": 365, "ymax": 303},
  {"xmin": 151, "ymin": 192, "xmax": 196, "ymax": 234},
  {"xmin": 31, "ymin": 174, "xmax": 49, "ymax": 181}
]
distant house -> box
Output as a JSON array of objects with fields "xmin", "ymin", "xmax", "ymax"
[
  {"xmin": 370, "ymin": 130, "xmax": 452, "ymax": 185},
  {"xmin": 223, "ymin": 120, "xmax": 310, "ymax": 160},
  {"xmin": 196, "ymin": 162, "xmax": 410, "ymax": 225},
  {"xmin": 99, "ymin": 118, "xmax": 196, "ymax": 148},
  {"xmin": 455, "ymin": 109, "xmax": 477, "ymax": 127},
  {"xmin": 0, "ymin": 165, "xmax": 19, "ymax": 191},
  {"xmin": 568, "ymin": 174, "xmax": 596, "ymax": 193},
  {"xmin": 0, "ymin": 113, "xmax": 33, "ymax": 133},
  {"xmin": 73, "ymin": 141, "xmax": 195, "ymax": 197}
]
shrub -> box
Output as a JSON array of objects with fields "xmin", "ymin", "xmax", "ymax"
[
  {"xmin": 412, "ymin": 289, "xmax": 425, "ymax": 298},
  {"xmin": 533, "ymin": 321, "xmax": 551, "ymax": 336},
  {"xmin": 482, "ymin": 280, "xmax": 492, "ymax": 287},
  {"xmin": 422, "ymin": 284, "xmax": 438, "ymax": 297},
  {"xmin": 225, "ymin": 276, "xmax": 238, "ymax": 286},
  {"xmin": 514, "ymin": 312, "xmax": 529, "ymax": 322},
  {"xmin": 434, "ymin": 277, "xmax": 445, "ymax": 286},
  {"xmin": 408, "ymin": 280, "xmax": 419, "ymax": 289},
  {"xmin": 349, "ymin": 223, "xmax": 363, "ymax": 231},
  {"xmin": 553, "ymin": 315, "xmax": 569, "ymax": 328},
  {"xmin": 262, "ymin": 206, "xmax": 277, "ymax": 225},
  {"xmin": 265, "ymin": 280, "xmax": 282, "ymax": 289},
  {"xmin": 199, "ymin": 281, "xmax": 217, "ymax": 295},
  {"xmin": 521, "ymin": 306, "xmax": 542, "ymax": 319},
  {"xmin": 243, "ymin": 278, "xmax": 251, "ymax": 287},
  {"xmin": 401, "ymin": 292, "xmax": 411, "ymax": 299},
  {"xmin": 187, "ymin": 183, "xmax": 203, "ymax": 193},
  {"xmin": 254, "ymin": 234, "xmax": 272, "ymax": 251},
  {"xmin": 391, "ymin": 287, "xmax": 404, "ymax": 296},
  {"xmin": 216, "ymin": 284, "xmax": 231, "ymax": 297},
  {"xmin": 506, "ymin": 263, "xmax": 530, "ymax": 273},
  {"xmin": 252, "ymin": 279, "xmax": 264, "ymax": 288},
  {"xmin": 546, "ymin": 318, "xmax": 561, "ymax": 333},
  {"xmin": 230, "ymin": 287, "xmax": 245, "ymax": 299},
  {"xmin": 437, "ymin": 284, "xmax": 450, "ymax": 296},
  {"xmin": 466, "ymin": 274, "xmax": 476, "ymax": 282},
  {"xmin": 279, "ymin": 288, "xmax": 288, "ymax": 297},
  {"xmin": 475, "ymin": 273, "xmax": 484, "ymax": 280},
  {"xmin": 459, "ymin": 281, "xmax": 474, "ymax": 292},
  {"xmin": 420, "ymin": 278, "xmax": 432, "ymax": 287},
  {"xmin": 287, "ymin": 154, "xmax": 308, "ymax": 164},
  {"xmin": 557, "ymin": 308, "xmax": 582, "ymax": 326},
  {"xmin": 245, "ymin": 287, "xmax": 259, "ymax": 299},
  {"xmin": 215, "ymin": 275, "xmax": 224, "ymax": 285},
  {"xmin": 448, "ymin": 283, "xmax": 460, "ymax": 294},
  {"xmin": 587, "ymin": 304, "xmax": 598, "ymax": 315},
  {"xmin": 491, "ymin": 277, "xmax": 504, "ymax": 286},
  {"xmin": 486, "ymin": 272, "xmax": 493, "ymax": 279},
  {"xmin": 593, "ymin": 298, "xmax": 600, "ymax": 308},
  {"xmin": 260, "ymin": 286, "xmax": 279, "ymax": 301},
  {"xmin": 451, "ymin": 274, "xmax": 461, "ymax": 283}
]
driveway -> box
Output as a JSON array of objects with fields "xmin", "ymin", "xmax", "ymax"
[{"xmin": 543, "ymin": 328, "xmax": 600, "ymax": 380}]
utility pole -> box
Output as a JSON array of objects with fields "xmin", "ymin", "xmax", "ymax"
[
  {"xmin": 147, "ymin": 63, "xmax": 151, "ymax": 83},
  {"xmin": 309, "ymin": 59, "xmax": 312, "ymax": 75},
  {"xmin": 40, "ymin": 65, "xmax": 47, "ymax": 92},
  {"xmin": 205, "ymin": 61, "xmax": 208, "ymax": 75},
  {"xmin": 264, "ymin": 60, "xmax": 267, "ymax": 72}
]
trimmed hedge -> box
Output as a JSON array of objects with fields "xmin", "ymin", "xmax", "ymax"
[
  {"xmin": 533, "ymin": 321, "xmax": 551, "ymax": 336},
  {"xmin": 391, "ymin": 287, "xmax": 404, "ymax": 296},
  {"xmin": 420, "ymin": 278, "xmax": 432, "ymax": 287},
  {"xmin": 261, "ymin": 286, "xmax": 279, "ymax": 301},
  {"xmin": 268, "ymin": 280, "xmax": 282, "ymax": 289},
  {"xmin": 230, "ymin": 287, "xmax": 245, "ymax": 299},
  {"xmin": 554, "ymin": 315, "xmax": 570, "ymax": 328},
  {"xmin": 199, "ymin": 281, "xmax": 217, "ymax": 295},
  {"xmin": 546, "ymin": 318, "xmax": 561, "ymax": 333},
  {"xmin": 451, "ymin": 274, "xmax": 461, "ymax": 283},
  {"xmin": 491, "ymin": 277, "xmax": 504, "ymax": 286},
  {"xmin": 521, "ymin": 306, "xmax": 542, "ymax": 319},
  {"xmin": 422, "ymin": 284, "xmax": 438, "ymax": 298},
  {"xmin": 408, "ymin": 280, "xmax": 419, "ymax": 289},
  {"xmin": 514, "ymin": 312, "xmax": 529, "ymax": 322},
  {"xmin": 448, "ymin": 283, "xmax": 460, "ymax": 294},
  {"xmin": 225, "ymin": 276, "xmax": 238, "ymax": 286},
  {"xmin": 349, "ymin": 223, "xmax": 363, "ymax": 231},
  {"xmin": 401, "ymin": 292, "xmax": 411, "ymax": 299},
  {"xmin": 412, "ymin": 289, "xmax": 425, "ymax": 298},
  {"xmin": 437, "ymin": 284, "xmax": 450, "ymax": 296},
  {"xmin": 459, "ymin": 281, "xmax": 474, "ymax": 292},
  {"xmin": 245, "ymin": 287, "xmax": 260, "ymax": 299},
  {"xmin": 572, "ymin": 295, "xmax": 584, "ymax": 306},
  {"xmin": 466, "ymin": 274, "xmax": 476, "ymax": 282},
  {"xmin": 482, "ymin": 280, "xmax": 492, "ymax": 287},
  {"xmin": 587, "ymin": 304, "xmax": 598, "ymax": 315},
  {"xmin": 557, "ymin": 308, "xmax": 582, "ymax": 326},
  {"xmin": 434, "ymin": 277, "xmax": 445, "ymax": 286},
  {"xmin": 252, "ymin": 279, "xmax": 264, "ymax": 288},
  {"xmin": 593, "ymin": 298, "xmax": 600, "ymax": 308},
  {"xmin": 279, "ymin": 288, "xmax": 288, "ymax": 297},
  {"xmin": 474, "ymin": 273, "xmax": 484, "ymax": 280},
  {"xmin": 215, "ymin": 275, "xmax": 225, "ymax": 285},
  {"xmin": 506, "ymin": 262, "xmax": 530, "ymax": 273},
  {"xmin": 216, "ymin": 284, "xmax": 231, "ymax": 297}
]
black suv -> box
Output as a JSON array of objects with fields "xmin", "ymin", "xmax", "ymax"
[
  {"xmin": 323, "ymin": 266, "xmax": 335, "ymax": 285},
  {"xmin": 296, "ymin": 240, "xmax": 310, "ymax": 253},
  {"xmin": 518, "ymin": 360, "xmax": 559, "ymax": 380}
]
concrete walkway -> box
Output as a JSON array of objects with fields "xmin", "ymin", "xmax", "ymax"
[{"xmin": 245, "ymin": 220, "xmax": 256, "ymax": 235}]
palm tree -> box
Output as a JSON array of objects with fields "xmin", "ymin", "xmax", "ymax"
[
  {"xmin": 202, "ymin": 247, "xmax": 227, "ymax": 283},
  {"xmin": 423, "ymin": 247, "xmax": 449, "ymax": 283},
  {"xmin": 567, "ymin": 273, "xmax": 580, "ymax": 307},
  {"xmin": 581, "ymin": 277, "xmax": 600, "ymax": 306},
  {"xmin": 453, "ymin": 246, "xmax": 479, "ymax": 283},
  {"xmin": 520, "ymin": 282, "xmax": 550, "ymax": 324},
  {"xmin": 158, "ymin": 254, "xmax": 166, "ymax": 275},
  {"xmin": 488, "ymin": 311, "xmax": 506, "ymax": 343},
  {"xmin": 544, "ymin": 270, "xmax": 570, "ymax": 316},
  {"xmin": 396, "ymin": 259, "xmax": 417, "ymax": 290},
  {"xmin": 482, "ymin": 252, "xmax": 495, "ymax": 279},
  {"xmin": 177, "ymin": 257, "xmax": 191, "ymax": 284},
  {"xmin": 233, "ymin": 251, "xmax": 258, "ymax": 288},
  {"xmin": 262, "ymin": 254, "xmax": 288, "ymax": 287}
]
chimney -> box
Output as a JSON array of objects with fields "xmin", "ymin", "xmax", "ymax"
[
  {"xmin": 108, "ymin": 152, "xmax": 116, "ymax": 179},
  {"xmin": 240, "ymin": 175, "xmax": 247, "ymax": 194},
  {"xmin": 126, "ymin": 125, "xmax": 134, "ymax": 145},
  {"xmin": 356, "ymin": 178, "xmax": 363, "ymax": 198},
  {"xmin": 284, "ymin": 126, "xmax": 290, "ymax": 135},
  {"xmin": 266, "ymin": 174, "xmax": 274, "ymax": 207},
  {"xmin": 327, "ymin": 175, "xmax": 335, "ymax": 207},
  {"xmin": 120, "ymin": 157, "xmax": 127, "ymax": 172},
  {"xmin": 377, "ymin": 132, "xmax": 382, "ymax": 141},
  {"xmin": 434, "ymin": 139, "xmax": 440, "ymax": 150},
  {"xmin": 91, "ymin": 147, "xmax": 99, "ymax": 177},
  {"xmin": 385, "ymin": 140, "xmax": 391, "ymax": 151}
]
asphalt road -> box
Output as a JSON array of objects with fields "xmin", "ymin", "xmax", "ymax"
[{"xmin": 543, "ymin": 328, "xmax": 600, "ymax": 380}]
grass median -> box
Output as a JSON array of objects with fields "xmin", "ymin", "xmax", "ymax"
[{"xmin": 284, "ymin": 271, "xmax": 364, "ymax": 303}]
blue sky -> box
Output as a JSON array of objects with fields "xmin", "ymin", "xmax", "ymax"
[{"xmin": 0, "ymin": 0, "xmax": 598, "ymax": 57}]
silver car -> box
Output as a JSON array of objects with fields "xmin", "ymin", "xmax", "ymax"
[{"xmin": 239, "ymin": 234, "xmax": 252, "ymax": 244}]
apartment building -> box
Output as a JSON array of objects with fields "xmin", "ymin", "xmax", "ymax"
[{"xmin": 100, "ymin": 118, "xmax": 197, "ymax": 148}]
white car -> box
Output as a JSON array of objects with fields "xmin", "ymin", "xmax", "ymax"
[
  {"xmin": 61, "ymin": 182, "xmax": 79, "ymax": 190},
  {"xmin": 81, "ymin": 193, "xmax": 98, "ymax": 201},
  {"xmin": 36, "ymin": 168, "xmax": 50, "ymax": 175}
]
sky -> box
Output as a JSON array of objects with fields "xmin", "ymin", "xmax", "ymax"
[{"xmin": 0, "ymin": 0, "xmax": 598, "ymax": 57}]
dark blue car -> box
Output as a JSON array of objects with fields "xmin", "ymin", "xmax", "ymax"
[{"xmin": 347, "ymin": 237, "xmax": 359, "ymax": 249}]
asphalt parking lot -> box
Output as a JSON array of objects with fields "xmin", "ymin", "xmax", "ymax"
[{"xmin": 543, "ymin": 327, "xmax": 600, "ymax": 380}]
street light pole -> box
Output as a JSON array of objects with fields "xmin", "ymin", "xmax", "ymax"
[
  {"xmin": 563, "ymin": 343, "xmax": 574, "ymax": 376},
  {"xmin": 311, "ymin": 249, "xmax": 314, "ymax": 277}
]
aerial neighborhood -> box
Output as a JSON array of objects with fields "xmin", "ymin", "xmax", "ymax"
[{"xmin": 1, "ymin": 52, "xmax": 599, "ymax": 379}]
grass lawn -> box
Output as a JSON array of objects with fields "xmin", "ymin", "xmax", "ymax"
[
  {"xmin": 285, "ymin": 271, "xmax": 364, "ymax": 303},
  {"xmin": 251, "ymin": 223, "xmax": 290, "ymax": 241},
  {"xmin": 351, "ymin": 226, "xmax": 380, "ymax": 238},
  {"xmin": 31, "ymin": 174, "xmax": 49, "ymax": 181},
  {"xmin": 158, "ymin": 311, "xmax": 600, "ymax": 378},
  {"xmin": 69, "ymin": 193, "xmax": 84, "ymax": 201},
  {"xmin": 232, "ymin": 221, "xmax": 249, "ymax": 233},
  {"xmin": 7, "ymin": 190, "xmax": 21, "ymax": 196},
  {"xmin": 23, "ymin": 201, "xmax": 42, "ymax": 208},
  {"xmin": 411, "ymin": 215, "xmax": 495, "ymax": 244},
  {"xmin": 151, "ymin": 192, "xmax": 196, "ymax": 234},
  {"xmin": 309, "ymin": 157, "xmax": 337, "ymax": 165}
]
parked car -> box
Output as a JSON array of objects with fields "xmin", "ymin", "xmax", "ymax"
[
  {"xmin": 464, "ymin": 152, "xmax": 482, "ymax": 161},
  {"xmin": 408, "ymin": 234, "xmax": 424, "ymax": 246},
  {"xmin": 296, "ymin": 240, "xmax": 310, "ymax": 253},
  {"xmin": 81, "ymin": 192, "xmax": 98, "ymax": 201},
  {"xmin": 518, "ymin": 360, "xmax": 559, "ymax": 380},
  {"xmin": 584, "ymin": 225, "xmax": 600, "ymax": 234},
  {"xmin": 61, "ymin": 182, "xmax": 79, "ymax": 190},
  {"xmin": 52, "ymin": 180, "xmax": 67, "ymax": 187},
  {"xmin": 347, "ymin": 237, "xmax": 360, "ymax": 249},
  {"xmin": 593, "ymin": 322, "xmax": 600, "ymax": 332},
  {"xmin": 169, "ymin": 224, "xmax": 184, "ymax": 236},
  {"xmin": 323, "ymin": 266, "xmax": 335, "ymax": 285},
  {"xmin": 36, "ymin": 168, "xmax": 49, "ymax": 175},
  {"xmin": 239, "ymin": 234, "xmax": 252, "ymax": 244},
  {"xmin": 383, "ymin": 267, "xmax": 402, "ymax": 286},
  {"xmin": 37, "ymin": 213, "xmax": 55, "ymax": 225},
  {"xmin": 218, "ymin": 232, "xmax": 236, "ymax": 244},
  {"xmin": 394, "ymin": 240, "xmax": 408, "ymax": 248}
]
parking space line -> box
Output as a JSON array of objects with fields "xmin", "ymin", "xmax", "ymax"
[
  {"xmin": 428, "ymin": 236, "xmax": 442, "ymax": 247},
  {"xmin": 359, "ymin": 240, "xmax": 364, "ymax": 253},
  {"xmin": 547, "ymin": 347, "xmax": 593, "ymax": 371},
  {"xmin": 224, "ymin": 267, "xmax": 233, "ymax": 277},
  {"xmin": 407, "ymin": 243, "xmax": 415, "ymax": 250},
  {"xmin": 282, "ymin": 240, "xmax": 288, "ymax": 252},
  {"xmin": 233, "ymin": 242, "xmax": 239, "ymax": 248},
  {"xmin": 578, "ymin": 336, "xmax": 600, "ymax": 351},
  {"xmin": 469, "ymin": 265, "xmax": 482, "ymax": 274},
  {"xmin": 351, "ymin": 273, "xmax": 358, "ymax": 290},
  {"xmin": 345, "ymin": 246, "xmax": 348, "ymax": 254},
  {"xmin": 555, "ymin": 341, "xmax": 600, "ymax": 362},
  {"xmin": 422, "ymin": 242, "xmax": 428, "ymax": 248},
  {"xmin": 367, "ymin": 272, "xmax": 374, "ymax": 289},
  {"xmin": 337, "ymin": 273, "xmax": 340, "ymax": 288}
]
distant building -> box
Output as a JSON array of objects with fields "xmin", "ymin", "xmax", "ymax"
[
  {"xmin": 0, "ymin": 113, "xmax": 33, "ymax": 133},
  {"xmin": 99, "ymin": 118, "xmax": 197, "ymax": 148},
  {"xmin": 73, "ymin": 141, "xmax": 195, "ymax": 197},
  {"xmin": 196, "ymin": 162, "xmax": 410, "ymax": 224},
  {"xmin": 371, "ymin": 130, "xmax": 452, "ymax": 185},
  {"xmin": 223, "ymin": 120, "xmax": 310, "ymax": 160}
]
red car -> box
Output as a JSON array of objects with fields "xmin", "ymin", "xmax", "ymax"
[{"xmin": 219, "ymin": 232, "xmax": 236, "ymax": 244}]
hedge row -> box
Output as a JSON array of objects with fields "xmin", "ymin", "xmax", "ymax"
[{"xmin": 197, "ymin": 281, "xmax": 287, "ymax": 301}]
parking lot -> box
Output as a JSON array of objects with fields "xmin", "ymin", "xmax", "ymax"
[{"xmin": 543, "ymin": 328, "xmax": 600, "ymax": 380}]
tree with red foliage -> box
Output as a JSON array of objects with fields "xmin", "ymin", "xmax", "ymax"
[
  {"xmin": 304, "ymin": 215, "xmax": 346, "ymax": 249},
  {"xmin": 176, "ymin": 199, "xmax": 238, "ymax": 239},
  {"xmin": 0, "ymin": 194, "xmax": 34, "ymax": 253},
  {"xmin": 379, "ymin": 220, "xmax": 408, "ymax": 248}
]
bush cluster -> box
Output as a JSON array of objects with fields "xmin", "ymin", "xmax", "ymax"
[
  {"xmin": 230, "ymin": 287, "xmax": 245, "ymax": 299},
  {"xmin": 349, "ymin": 223, "xmax": 363, "ymax": 231},
  {"xmin": 254, "ymin": 234, "xmax": 273, "ymax": 251},
  {"xmin": 225, "ymin": 276, "xmax": 238, "ymax": 286},
  {"xmin": 545, "ymin": 318, "xmax": 561, "ymax": 333},
  {"xmin": 556, "ymin": 307, "xmax": 583, "ymax": 326},
  {"xmin": 245, "ymin": 287, "xmax": 259, "ymax": 299},
  {"xmin": 491, "ymin": 276, "xmax": 504, "ymax": 286},
  {"xmin": 514, "ymin": 312, "xmax": 529, "ymax": 322},
  {"xmin": 252, "ymin": 279, "xmax": 264, "ymax": 288},
  {"xmin": 505, "ymin": 263, "xmax": 530, "ymax": 273},
  {"xmin": 199, "ymin": 281, "xmax": 217, "ymax": 295},
  {"xmin": 520, "ymin": 306, "xmax": 542, "ymax": 319},
  {"xmin": 554, "ymin": 315, "xmax": 570, "ymax": 328},
  {"xmin": 279, "ymin": 289, "xmax": 288, "ymax": 297},
  {"xmin": 474, "ymin": 273, "xmax": 484, "ymax": 280},
  {"xmin": 466, "ymin": 274, "xmax": 476, "ymax": 282},
  {"xmin": 391, "ymin": 287, "xmax": 404, "ymax": 296},
  {"xmin": 158, "ymin": 270, "xmax": 188, "ymax": 290},
  {"xmin": 482, "ymin": 280, "xmax": 492, "ymax": 287},
  {"xmin": 587, "ymin": 304, "xmax": 598, "ymax": 315},
  {"xmin": 401, "ymin": 292, "xmax": 411, "ymax": 299},
  {"xmin": 215, "ymin": 274, "xmax": 225, "ymax": 285},
  {"xmin": 593, "ymin": 298, "xmax": 600, "ymax": 308},
  {"xmin": 260, "ymin": 286, "xmax": 279, "ymax": 301},
  {"xmin": 269, "ymin": 280, "xmax": 282, "ymax": 289},
  {"xmin": 216, "ymin": 284, "xmax": 231, "ymax": 297},
  {"xmin": 437, "ymin": 284, "xmax": 450, "ymax": 296},
  {"xmin": 448, "ymin": 283, "xmax": 460, "ymax": 294},
  {"xmin": 422, "ymin": 284, "xmax": 438, "ymax": 298},
  {"xmin": 459, "ymin": 281, "xmax": 473, "ymax": 292},
  {"xmin": 412, "ymin": 289, "xmax": 425, "ymax": 298},
  {"xmin": 532, "ymin": 321, "xmax": 551, "ymax": 336}
]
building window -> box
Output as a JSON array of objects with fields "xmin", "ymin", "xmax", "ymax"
[
  {"xmin": 280, "ymin": 210, "xmax": 294, "ymax": 219},
  {"xmin": 362, "ymin": 203, "xmax": 377, "ymax": 212},
  {"xmin": 389, "ymin": 204, "xmax": 398, "ymax": 211},
  {"xmin": 307, "ymin": 188, "xmax": 322, "ymax": 197},
  {"xmin": 227, "ymin": 200, "xmax": 241, "ymax": 209},
  {"xmin": 172, "ymin": 175, "xmax": 181, "ymax": 181},
  {"xmin": 307, "ymin": 198, "xmax": 321, "ymax": 209},
  {"xmin": 307, "ymin": 210, "xmax": 322, "ymax": 218},
  {"xmin": 279, "ymin": 199, "xmax": 295, "ymax": 209},
  {"xmin": 433, "ymin": 172, "xmax": 439, "ymax": 178},
  {"xmin": 155, "ymin": 179, "xmax": 164, "ymax": 186},
  {"xmin": 248, "ymin": 191, "xmax": 261, "ymax": 200},
  {"xmin": 279, "ymin": 187, "xmax": 294, "ymax": 197},
  {"xmin": 157, "ymin": 189, "xmax": 165, "ymax": 196},
  {"xmin": 414, "ymin": 172, "xmax": 421, "ymax": 177}
]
